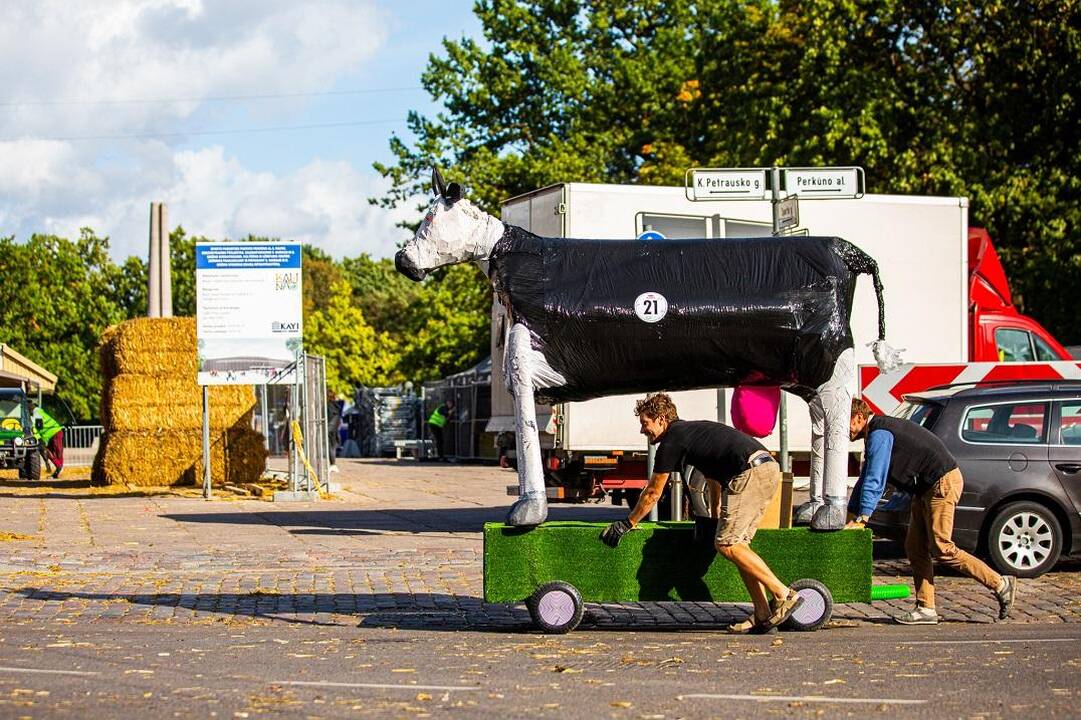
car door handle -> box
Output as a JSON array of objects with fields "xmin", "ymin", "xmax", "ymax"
[{"xmin": 1055, "ymin": 463, "xmax": 1081, "ymax": 474}]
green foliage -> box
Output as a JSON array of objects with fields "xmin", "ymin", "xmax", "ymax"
[
  {"xmin": 397, "ymin": 263, "xmax": 493, "ymax": 381},
  {"xmin": 303, "ymin": 281, "xmax": 402, "ymax": 395},
  {"xmin": 302, "ymin": 244, "xmax": 346, "ymax": 317},
  {"xmin": 0, "ymin": 231, "xmax": 132, "ymax": 420},
  {"xmin": 377, "ymin": 0, "xmax": 1081, "ymax": 343}
]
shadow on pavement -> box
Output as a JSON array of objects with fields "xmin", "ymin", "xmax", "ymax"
[
  {"xmin": 162, "ymin": 505, "xmax": 627, "ymax": 534},
  {"xmin": 10, "ymin": 587, "xmax": 857, "ymax": 633}
]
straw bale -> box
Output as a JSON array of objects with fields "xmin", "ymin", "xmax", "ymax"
[
  {"xmin": 93, "ymin": 428, "xmax": 267, "ymax": 487},
  {"xmin": 226, "ymin": 429, "xmax": 269, "ymax": 485},
  {"xmin": 99, "ymin": 317, "xmax": 198, "ymax": 379},
  {"xmin": 101, "ymin": 376, "xmax": 255, "ymax": 432}
]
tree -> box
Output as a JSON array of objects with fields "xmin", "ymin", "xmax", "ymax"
[
  {"xmin": 0, "ymin": 231, "xmax": 132, "ymax": 420},
  {"xmin": 304, "ymin": 280, "xmax": 403, "ymax": 395},
  {"xmin": 377, "ymin": 0, "xmax": 1080, "ymax": 343},
  {"xmin": 396, "ymin": 264, "xmax": 493, "ymax": 381},
  {"xmin": 340, "ymin": 253, "xmax": 421, "ymax": 333},
  {"xmin": 302, "ymin": 245, "xmax": 346, "ymax": 317}
]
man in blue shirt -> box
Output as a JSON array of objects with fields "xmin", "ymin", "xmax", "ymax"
[{"xmin": 847, "ymin": 398, "xmax": 1016, "ymax": 624}]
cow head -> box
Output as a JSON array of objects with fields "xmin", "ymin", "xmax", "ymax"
[{"xmin": 394, "ymin": 168, "xmax": 503, "ymax": 282}]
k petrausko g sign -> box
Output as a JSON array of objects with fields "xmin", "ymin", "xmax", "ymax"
[{"xmin": 195, "ymin": 242, "xmax": 303, "ymax": 385}]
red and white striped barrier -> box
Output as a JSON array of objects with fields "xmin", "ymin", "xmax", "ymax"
[{"xmin": 859, "ymin": 361, "xmax": 1081, "ymax": 415}]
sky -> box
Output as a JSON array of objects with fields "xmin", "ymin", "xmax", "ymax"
[{"xmin": 0, "ymin": 0, "xmax": 483, "ymax": 261}]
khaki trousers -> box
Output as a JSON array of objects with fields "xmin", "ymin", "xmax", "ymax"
[{"xmin": 906, "ymin": 469, "xmax": 1002, "ymax": 608}]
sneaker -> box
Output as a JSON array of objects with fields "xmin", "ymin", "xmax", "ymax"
[
  {"xmin": 52, "ymin": 469, "xmax": 61, "ymax": 479},
  {"xmin": 726, "ymin": 616, "xmax": 777, "ymax": 635},
  {"xmin": 895, "ymin": 606, "xmax": 939, "ymax": 625},
  {"xmin": 766, "ymin": 590, "xmax": 804, "ymax": 628},
  {"xmin": 995, "ymin": 576, "xmax": 1017, "ymax": 620}
]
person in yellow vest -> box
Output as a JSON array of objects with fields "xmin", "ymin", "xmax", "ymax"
[
  {"xmin": 29, "ymin": 401, "xmax": 64, "ymax": 479},
  {"xmin": 427, "ymin": 398, "xmax": 455, "ymax": 461}
]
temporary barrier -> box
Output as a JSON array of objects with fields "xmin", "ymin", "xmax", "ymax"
[
  {"xmin": 860, "ymin": 361, "xmax": 1081, "ymax": 415},
  {"xmin": 423, "ymin": 357, "xmax": 493, "ymax": 460},
  {"xmin": 61, "ymin": 425, "xmax": 104, "ymax": 467}
]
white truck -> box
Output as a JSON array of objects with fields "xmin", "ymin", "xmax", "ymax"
[{"xmin": 487, "ymin": 182, "xmax": 972, "ymax": 506}]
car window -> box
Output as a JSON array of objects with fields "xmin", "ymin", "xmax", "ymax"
[
  {"xmin": 1058, "ymin": 401, "xmax": 1081, "ymax": 445},
  {"xmin": 962, "ymin": 401, "xmax": 1048, "ymax": 444},
  {"xmin": 995, "ymin": 328, "xmax": 1034, "ymax": 362},
  {"xmin": 1033, "ymin": 334, "xmax": 1060, "ymax": 361},
  {"xmin": 895, "ymin": 401, "xmax": 941, "ymax": 429}
]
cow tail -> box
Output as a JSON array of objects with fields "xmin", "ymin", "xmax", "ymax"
[
  {"xmin": 839, "ymin": 239, "xmax": 903, "ymax": 371},
  {"xmin": 838, "ymin": 240, "xmax": 886, "ymax": 341}
]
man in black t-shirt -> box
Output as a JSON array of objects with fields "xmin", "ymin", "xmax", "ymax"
[{"xmin": 600, "ymin": 393, "xmax": 804, "ymax": 634}]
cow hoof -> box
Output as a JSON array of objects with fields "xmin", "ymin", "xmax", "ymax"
[
  {"xmin": 506, "ymin": 492, "xmax": 548, "ymax": 527},
  {"xmin": 793, "ymin": 501, "xmax": 821, "ymax": 526},
  {"xmin": 810, "ymin": 504, "xmax": 846, "ymax": 531}
]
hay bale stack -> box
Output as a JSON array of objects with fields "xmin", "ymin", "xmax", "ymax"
[
  {"xmin": 93, "ymin": 428, "xmax": 267, "ymax": 487},
  {"xmin": 95, "ymin": 317, "xmax": 266, "ymax": 486},
  {"xmin": 99, "ymin": 317, "xmax": 199, "ymax": 378}
]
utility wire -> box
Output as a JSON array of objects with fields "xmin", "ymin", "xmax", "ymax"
[
  {"xmin": 0, "ymin": 86, "xmax": 424, "ymax": 108},
  {"xmin": 1, "ymin": 118, "xmax": 406, "ymax": 143}
]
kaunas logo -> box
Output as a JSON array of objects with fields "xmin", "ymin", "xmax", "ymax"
[{"xmin": 275, "ymin": 272, "xmax": 299, "ymax": 291}]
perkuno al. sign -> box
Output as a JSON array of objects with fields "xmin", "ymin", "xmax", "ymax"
[{"xmin": 195, "ymin": 242, "xmax": 303, "ymax": 385}]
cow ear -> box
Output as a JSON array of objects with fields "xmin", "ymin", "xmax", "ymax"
[
  {"xmin": 445, "ymin": 182, "xmax": 462, "ymax": 204},
  {"xmin": 432, "ymin": 168, "xmax": 448, "ymax": 198}
]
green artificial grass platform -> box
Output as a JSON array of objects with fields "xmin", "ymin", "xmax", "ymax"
[{"xmin": 484, "ymin": 522, "xmax": 873, "ymax": 604}]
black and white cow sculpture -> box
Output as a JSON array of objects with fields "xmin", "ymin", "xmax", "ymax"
[{"xmin": 396, "ymin": 170, "xmax": 899, "ymax": 528}]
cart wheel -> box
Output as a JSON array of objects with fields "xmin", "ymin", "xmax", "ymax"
[
  {"xmin": 781, "ymin": 578, "xmax": 833, "ymax": 632},
  {"xmin": 528, "ymin": 581, "xmax": 584, "ymax": 634}
]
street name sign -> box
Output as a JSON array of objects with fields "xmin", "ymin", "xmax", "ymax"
[
  {"xmin": 687, "ymin": 168, "xmax": 769, "ymax": 201},
  {"xmin": 782, "ymin": 167, "xmax": 864, "ymax": 199}
]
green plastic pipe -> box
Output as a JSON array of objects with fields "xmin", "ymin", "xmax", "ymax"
[{"xmin": 870, "ymin": 584, "xmax": 911, "ymax": 601}]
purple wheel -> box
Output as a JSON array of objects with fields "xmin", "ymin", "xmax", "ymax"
[
  {"xmin": 528, "ymin": 582, "xmax": 583, "ymax": 634},
  {"xmin": 782, "ymin": 578, "xmax": 833, "ymax": 631}
]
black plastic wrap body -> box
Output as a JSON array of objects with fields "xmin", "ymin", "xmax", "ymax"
[{"xmin": 490, "ymin": 226, "xmax": 870, "ymax": 404}]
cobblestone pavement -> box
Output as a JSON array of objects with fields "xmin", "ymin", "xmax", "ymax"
[{"xmin": 0, "ymin": 459, "xmax": 1078, "ymax": 632}]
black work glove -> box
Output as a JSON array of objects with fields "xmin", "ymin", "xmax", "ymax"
[{"xmin": 600, "ymin": 519, "xmax": 633, "ymax": 548}]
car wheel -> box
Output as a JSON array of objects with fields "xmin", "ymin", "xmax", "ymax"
[
  {"xmin": 527, "ymin": 581, "xmax": 584, "ymax": 634},
  {"xmin": 987, "ymin": 501, "xmax": 1062, "ymax": 578},
  {"xmin": 24, "ymin": 451, "xmax": 41, "ymax": 481}
]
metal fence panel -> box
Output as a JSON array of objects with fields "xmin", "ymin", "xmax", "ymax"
[{"xmin": 64, "ymin": 425, "xmax": 103, "ymax": 467}]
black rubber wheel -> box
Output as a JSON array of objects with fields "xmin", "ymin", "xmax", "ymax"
[
  {"xmin": 781, "ymin": 578, "xmax": 833, "ymax": 632},
  {"xmin": 527, "ymin": 581, "xmax": 584, "ymax": 634},
  {"xmin": 23, "ymin": 451, "xmax": 41, "ymax": 481},
  {"xmin": 987, "ymin": 501, "xmax": 1062, "ymax": 578}
]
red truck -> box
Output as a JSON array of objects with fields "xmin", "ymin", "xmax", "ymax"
[{"xmin": 967, "ymin": 227, "xmax": 1070, "ymax": 363}]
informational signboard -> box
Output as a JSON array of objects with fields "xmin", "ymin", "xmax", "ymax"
[{"xmin": 195, "ymin": 242, "xmax": 302, "ymax": 385}]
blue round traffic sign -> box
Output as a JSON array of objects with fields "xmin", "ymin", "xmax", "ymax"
[{"xmin": 638, "ymin": 230, "xmax": 666, "ymax": 241}]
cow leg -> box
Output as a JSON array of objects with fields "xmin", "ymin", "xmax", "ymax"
[
  {"xmin": 794, "ymin": 397, "xmax": 826, "ymax": 525},
  {"xmin": 809, "ymin": 348, "xmax": 855, "ymax": 531},
  {"xmin": 504, "ymin": 323, "xmax": 548, "ymax": 527}
]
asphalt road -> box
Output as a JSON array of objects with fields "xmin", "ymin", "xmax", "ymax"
[
  {"xmin": 0, "ymin": 460, "xmax": 1078, "ymax": 718},
  {"xmin": 0, "ymin": 617, "xmax": 1077, "ymax": 718}
]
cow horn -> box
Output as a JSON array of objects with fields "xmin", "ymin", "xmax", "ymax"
[{"xmin": 432, "ymin": 168, "xmax": 448, "ymax": 198}]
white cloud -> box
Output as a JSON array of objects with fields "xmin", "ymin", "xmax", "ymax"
[
  {"xmin": 0, "ymin": 0, "xmax": 417, "ymax": 260},
  {"xmin": 0, "ymin": 140, "xmax": 414, "ymax": 258},
  {"xmin": 0, "ymin": 0, "xmax": 390, "ymax": 136}
]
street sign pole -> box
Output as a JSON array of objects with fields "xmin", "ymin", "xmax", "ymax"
[{"xmin": 769, "ymin": 167, "xmax": 791, "ymax": 474}]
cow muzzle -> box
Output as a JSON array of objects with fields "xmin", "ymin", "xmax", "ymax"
[{"xmin": 394, "ymin": 250, "xmax": 427, "ymax": 282}]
